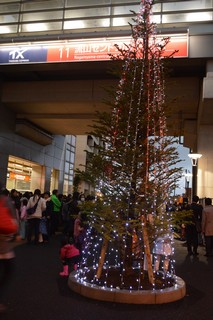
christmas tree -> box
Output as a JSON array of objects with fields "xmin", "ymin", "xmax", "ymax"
[{"xmin": 76, "ymin": 0, "xmax": 183, "ymax": 290}]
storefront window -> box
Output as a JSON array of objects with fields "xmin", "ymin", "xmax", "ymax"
[{"xmin": 7, "ymin": 155, "xmax": 43, "ymax": 193}]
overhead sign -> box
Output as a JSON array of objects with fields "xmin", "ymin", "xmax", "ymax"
[{"xmin": 0, "ymin": 34, "xmax": 188, "ymax": 65}]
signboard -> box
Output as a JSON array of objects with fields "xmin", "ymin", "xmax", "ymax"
[
  {"xmin": 9, "ymin": 172, "xmax": 30, "ymax": 181},
  {"xmin": 0, "ymin": 34, "xmax": 188, "ymax": 65}
]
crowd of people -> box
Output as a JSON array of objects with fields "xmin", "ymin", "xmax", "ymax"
[
  {"xmin": 168, "ymin": 195, "xmax": 213, "ymax": 257},
  {"xmin": 0, "ymin": 186, "xmax": 91, "ymax": 312},
  {"xmin": 1, "ymin": 186, "xmax": 213, "ymax": 313},
  {"xmin": 1, "ymin": 188, "xmax": 90, "ymax": 245}
]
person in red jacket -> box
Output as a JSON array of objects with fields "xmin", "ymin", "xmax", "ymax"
[{"xmin": 59, "ymin": 236, "xmax": 80, "ymax": 276}]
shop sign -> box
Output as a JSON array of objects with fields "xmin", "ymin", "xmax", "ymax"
[
  {"xmin": 0, "ymin": 34, "xmax": 188, "ymax": 64},
  {"xmin": 9, "ymin": 172, "xmax": 30, "ymax": 181}
]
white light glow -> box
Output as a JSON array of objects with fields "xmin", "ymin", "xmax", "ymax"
[
  {"xmin": 112, "ymin": 18, "xmax": 127, "ymax": 27},
  {"xmin": 101, "ymin": 19, "xmax": 110, "ymax": 27},
  {"xmin": 188, "ymin": 153, "xmax": 202, "ymax": 166},
  {"xmin": 64, "ymin": 20, "xmax": 84, "ymax": 29},
  {"xmin": 26, "ymin": 23, "xmax": 47, "ymax": 32},
  {"xmin": 0, "ymin": 26, "xmax": 11, "ymax": 34},
  {"xmin": 151, "ymin": 14, "xmax": 161, "ymax": 24},
  {"xmin": 186, "ymin": 12, "xmax": 212, "ymax": 22}
]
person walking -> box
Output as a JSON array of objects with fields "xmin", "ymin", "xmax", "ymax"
[
  {"xmin": 0, "ymin": 188, "xmax": 18, "ymax": 313},
  {"xmin": 202, "ymin": 197, "xmax": 213, "ymax": 257},
  {"xmin": 26, "ymin": 189, "xmax": 46, "ymax": 245}
]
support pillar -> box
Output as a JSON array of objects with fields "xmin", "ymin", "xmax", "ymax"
[
  {"xmin": 197, "ymin": 125, "xmax": 213, "ymax": 198},
  {"xmin": 196, "ymin": 60, "xmax": 213, "ymax": 198}
]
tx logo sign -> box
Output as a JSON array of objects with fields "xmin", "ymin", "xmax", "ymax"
[{"xmin": 9, "ymin": 48, "xmax": 28, "ymax": 60}]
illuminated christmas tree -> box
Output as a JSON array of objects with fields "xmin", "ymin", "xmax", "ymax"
[{"xmin": 76, "ymin": 0, "xmax": 182, "ymax": 290}]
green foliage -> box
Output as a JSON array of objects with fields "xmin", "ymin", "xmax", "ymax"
[
  {"xmin": 171, "ymin": 209, "xmax": 194, "ymax": 231},
  {"xmin": 79, "ymin": 199, "xmax": 133, "ymax": 241},
  {"xmin": 76, "ymin": 1, "xmax": 183, "ymax": 246}
]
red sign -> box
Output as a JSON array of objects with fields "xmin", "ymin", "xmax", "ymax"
[
  {"xmin": 10, "ymin": 172, "xmax": 30, "ymax": 181},
  {"xmin": 46, "ymin": 35, "xmax": 188, "ymax": 63}
]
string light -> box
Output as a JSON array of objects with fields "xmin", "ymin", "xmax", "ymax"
[{"xmin": 76, "ymin": 0, "xmax": 182, "ymax": 292}]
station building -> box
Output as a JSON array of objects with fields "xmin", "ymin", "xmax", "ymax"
[{"xmin": 0, "ymin": 0, "xmax": 213, "ymax": 196}]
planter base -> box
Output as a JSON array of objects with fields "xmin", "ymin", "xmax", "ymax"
[{"xmin": 68, "ymin": 271, "xmax": 186, "ymax": 304}]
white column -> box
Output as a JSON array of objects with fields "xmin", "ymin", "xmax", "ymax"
[
  {"xmin": 197, "ymin": 125, "xmax": 213, "ymax": 198},
  {"xmin": 197, "ymin": 60, "xmax": 213, "ymax": 198}
]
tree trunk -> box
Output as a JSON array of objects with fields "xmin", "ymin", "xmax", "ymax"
[{"xmin": 96, "ymin": 237, "xmax": 109, "ymax": 279}]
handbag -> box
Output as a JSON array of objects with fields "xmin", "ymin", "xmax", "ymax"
[
  {"xmin": 39, "ymin": 218, "xmax": 48, "ymax": 235},
  {"xmin": 27, "ymin": 197, "xmax": 40, "ymax": 215},
  {"xmin": 0, "ymin": 198, "xmax": 18, "ymax": 234}
]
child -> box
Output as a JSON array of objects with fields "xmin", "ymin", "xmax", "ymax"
[
  {"xmin": 153, "ymin": 234, "xmax": 173, "ymax": 273},
  {"xmin": 59, "ymin": 237, "xmax": 81, "ymax": 276},
  {"xmin": 20, "ymin": 198, "xmax": 28, "ymax": 240}
]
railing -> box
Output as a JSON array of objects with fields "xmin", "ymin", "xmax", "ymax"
[{"xmin": 0, "ymin": 0, "xmax": 212, "ymax": 41}]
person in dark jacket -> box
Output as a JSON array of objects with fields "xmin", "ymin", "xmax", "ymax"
[
  {"xmin": 185, "ymin": 195, "xmax": 203, "ymax": 255},
  {"xmin": 62, "ymin": 192, "xmax": 80, "ymax": 238}
]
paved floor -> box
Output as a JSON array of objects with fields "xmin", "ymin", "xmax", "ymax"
[{"xmin": 1, "ymin": 235, "xmax": 213, "ymax": 320}]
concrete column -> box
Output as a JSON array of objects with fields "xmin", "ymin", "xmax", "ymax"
[
  {"xmin": 44, "ymin": 166, "xmax": 52, "ymax": 192},
  {"xmin": 0, "ymin": 153, "xmax": 9, "ymax": 187},
  {"xmin": 197, "ymin": 125, "xmax": 213, "ymax": 198},
  {"xmin": 197, "ymin": 60, "xmax": 213, "ymax": 198}
]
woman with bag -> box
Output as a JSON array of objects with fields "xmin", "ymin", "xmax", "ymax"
[
  {"xmin": 26, "ymin": 189, "xmax": 46, "ymax": 245},
  {"xmin": 0, "ymin": 187, "xmax": 18, "ymax": 313}
]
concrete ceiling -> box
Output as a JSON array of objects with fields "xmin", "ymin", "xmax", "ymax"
[{"xmin": 0, "ymin": 57, "xmax": 207, "ymax": 142}]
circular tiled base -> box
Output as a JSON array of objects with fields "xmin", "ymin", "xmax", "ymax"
[{"xmin": 68, "ymin": 272, "xmax": 186, "ymax": 304}]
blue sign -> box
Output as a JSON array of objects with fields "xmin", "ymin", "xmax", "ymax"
[{"xmin": 0, "ymin": 47, "xmax": 47, "ymax": 64}]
